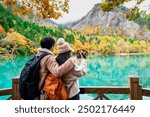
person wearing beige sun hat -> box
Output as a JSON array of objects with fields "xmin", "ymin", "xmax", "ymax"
[
  {"xmin": 56, "ymin": 38, "xmax": 87, "ymax": 100},
  {"xmin": 57, "ymin": 38, "xmax": 74, "ymax": 54}
]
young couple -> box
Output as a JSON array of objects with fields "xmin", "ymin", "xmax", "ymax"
[{"xmin": 36, "ymin": 36, "xmax": 87, "ymax": 100}]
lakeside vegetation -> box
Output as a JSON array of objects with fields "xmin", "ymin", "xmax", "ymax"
[{"xmin": 0, "ymin": 4, "xmax": 150, "ymax": 57}]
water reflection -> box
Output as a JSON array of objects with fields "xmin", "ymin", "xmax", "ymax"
[
  {"xmin": 80, "ymin": 55, "xmax": 150, "ymax": 88},
  {"xmin": 0, "ymin": 55, "xmax": 150, "ymax": 100},
  {"xmin": 0, "ymin": 56, "xmax": 32, "ymax": 89}
]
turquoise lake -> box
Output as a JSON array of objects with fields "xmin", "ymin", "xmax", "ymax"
[{"xmin": 0, "ymin": 55, "xmax": 150, "ymax": 100}]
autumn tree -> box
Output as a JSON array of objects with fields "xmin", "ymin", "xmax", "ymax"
[
  {"xmin": 100, "ymin": 0, "xmax": 149, "ymax": 20},
  {"xmin": 0, "ymin": 0, "xmax": 69, "ymax": 19}
]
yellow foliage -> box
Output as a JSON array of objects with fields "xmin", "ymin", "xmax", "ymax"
[
  {"xmin": 116, "ymin": 39, "xmax": 129, "ymax": 53},
  {"xmin": 9, "ymin": 28, "xmax": 15, "ymax": 33},
  {"xmin": 1, "ymin": 25, "xmax": 149, "ymax": 55},
  {"xmin": 3, "ymin": 32, "xmax": 29, "ymax": 46},
  {"xmin": 73, "ymin": 39, "xmax": 84, "ymax": 51},
  {"xmin": 53, "ymin": 45, "xmax": 58, "ymax": 55},
  {"xmin": 67, "ymin": 32, "xmax": 150, "ymax": 55},
  {"xmin": 30, "ymin": 47, "xmax": 38, "ymax": 54},
  {"xmin": 129, "ymin": 44, "xmax": 139, "ymax": 53},
  {"xmin": 140, "ymin": 41, "xmax": 147, "ymax": 46},
  {"xmin": 2, "ymin": 0, "xmax": 69, "ymax": 19}
]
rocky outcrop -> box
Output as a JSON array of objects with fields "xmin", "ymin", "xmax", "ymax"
[
  {"xmin": 23, "ymin": 16, "xmax": 58, "ymax": 27},
  {"xmin": 71, "ymin": 3, "xmax": 150, "ymax": 40},
  {"xmin": 39, "ymin": 19, "xmax": 58, "ymax": 27}
]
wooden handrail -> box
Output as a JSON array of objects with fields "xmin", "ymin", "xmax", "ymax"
[
  {"xmin": 142, "ymin": 89, "xmax": 150, "ymax": 97},
  {"xmin": 80, "ymin": 87, "xmax": 130, "ymax": 94},
  {"xmin": 0, "ymin": 77, "xmax": 150, "ymax": 100},
  {"xmin": 0, "ymin": 88, "xmax": 12, "ymax": 96}
]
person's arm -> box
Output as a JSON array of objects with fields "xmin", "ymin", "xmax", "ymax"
[
  {"xmin": 46, "ymin": 56, "xmax": 75, "ymax": 78},
  {"xmin": 73, "ymin": 59, "xmax": 87, "ymax": 77}
]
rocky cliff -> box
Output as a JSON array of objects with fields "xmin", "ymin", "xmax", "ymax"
[{"xmin": 71, "ymin": 3, "xmax": 150, "ymax": 40}]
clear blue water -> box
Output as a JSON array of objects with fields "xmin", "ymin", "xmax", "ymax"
[{"xmin": 0, "ymin": 55, "xmax": 150, "ymax": 100}]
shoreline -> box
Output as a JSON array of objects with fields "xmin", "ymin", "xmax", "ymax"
[
  {"xmin": 0, "ymin": 52, "xmax": 150, "ymax": 58},
  {"xmin": 116, "ymin": 53, "xmax": 150, "ymax": 56}
]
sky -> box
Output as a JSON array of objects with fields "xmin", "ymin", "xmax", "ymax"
[
  {"xmin": 52, "ymin": 0, "xmax": 150, "ymax": 24},
  {"xmin": 52, "ymin": 0, "xmax": 102, "ymax": 24}
]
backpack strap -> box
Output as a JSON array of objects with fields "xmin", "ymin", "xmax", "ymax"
[{"xmin": 37, "ymin": 52, "xmax": 50, "ymax": 61}]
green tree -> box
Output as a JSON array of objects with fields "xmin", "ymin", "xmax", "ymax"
[
  {"xmin": 79, "ymin": 35, "xmax": 85, "ymax": 44},
  {"xmin": 65, "ymin": 33, "xmax": 75, "ymax": 44}
]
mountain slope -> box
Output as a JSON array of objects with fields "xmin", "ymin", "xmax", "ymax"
[
  {"xmin": 22, "ymin": 15, "xmax": 58, "ymax": 27},
  {"xmin": 71, "ymin": 3, "xmax": 150, "ymax": 40},
  {"xmin": 40, "ymin": 19, "xmax": 58, "ymax": 27}
]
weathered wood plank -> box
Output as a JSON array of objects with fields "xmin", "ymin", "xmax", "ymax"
[
  {"xmin": 12, "ymin": 78, "xmax": 21, "ymax": 100},
  {"xmin": 80, "ymin": 87, "xmax": 130, "ymax": 94},
  {"xmin": 129, "ymin": 76, "xmax": 141, "ymax": 100},
  {"xmin": 138, "ymin": 85, "xmax": 143, "ymax": 100},
  {"xmin": 0, "ymin": 88, "xmax": 12, "ymax": 96},
  {"xmin": 12, "ymin": 78, "xmax": 19, "ymax": 83},
  {"xmin": 1, "ymin": 77, "xmax": 149, "ymax": 100},
  {"xmin": 93, "ymin": 94, "xmax": 110, "ymax": 100},
  {"xmin": 142, "ymin": 89, "xmax": 150, "ymax": 96}
]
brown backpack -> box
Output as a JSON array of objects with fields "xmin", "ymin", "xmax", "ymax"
[{"xmin": 43, "ymin": 74, "xmax": 68, "ymax": 100}]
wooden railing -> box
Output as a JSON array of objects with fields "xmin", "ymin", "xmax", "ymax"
[
  {"xmin": 0, "ymin": 76, "xmax": 150, "ymax": 100},
  {"xmin": 0, "ymin": 78, "xmax": 20, "ymax": 100}
]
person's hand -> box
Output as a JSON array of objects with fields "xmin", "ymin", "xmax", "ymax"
[
  {"xmin": 81, "ymin": 53, "xmax": 86, "ymax": 59},
  {"xmin": 76, "ymin": 52, "xmax": 86, "ymax": 59}
]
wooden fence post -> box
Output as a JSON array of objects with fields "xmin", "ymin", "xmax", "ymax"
[
  {"xmin": 129, "ymin": 76, "xmax": 142, "ymax": 100},
  {"xmin": 12, "ymin": 78, "xmax": 21, "ymax": 100},
  {"xmin": 138, "ymin": 85, "xmax": 143, "ymax": 100}
]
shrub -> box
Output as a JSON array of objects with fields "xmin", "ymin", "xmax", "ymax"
[
  {"xmin": 65, "ymin": 33, "xmax": 75, "ymax": 44},
  {"xmin": 16, "ymin": 45, "xmax": 30, "ymax": 56}
]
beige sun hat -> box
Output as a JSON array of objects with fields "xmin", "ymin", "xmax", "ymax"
[{"xmin": 57, "ymin": 38, "xmax": 74, "ymax": 54}]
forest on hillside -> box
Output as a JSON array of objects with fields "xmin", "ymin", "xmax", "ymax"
[{"xmin": 0, "ymin": 4, "xmax": 150, "ymax": 56}]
